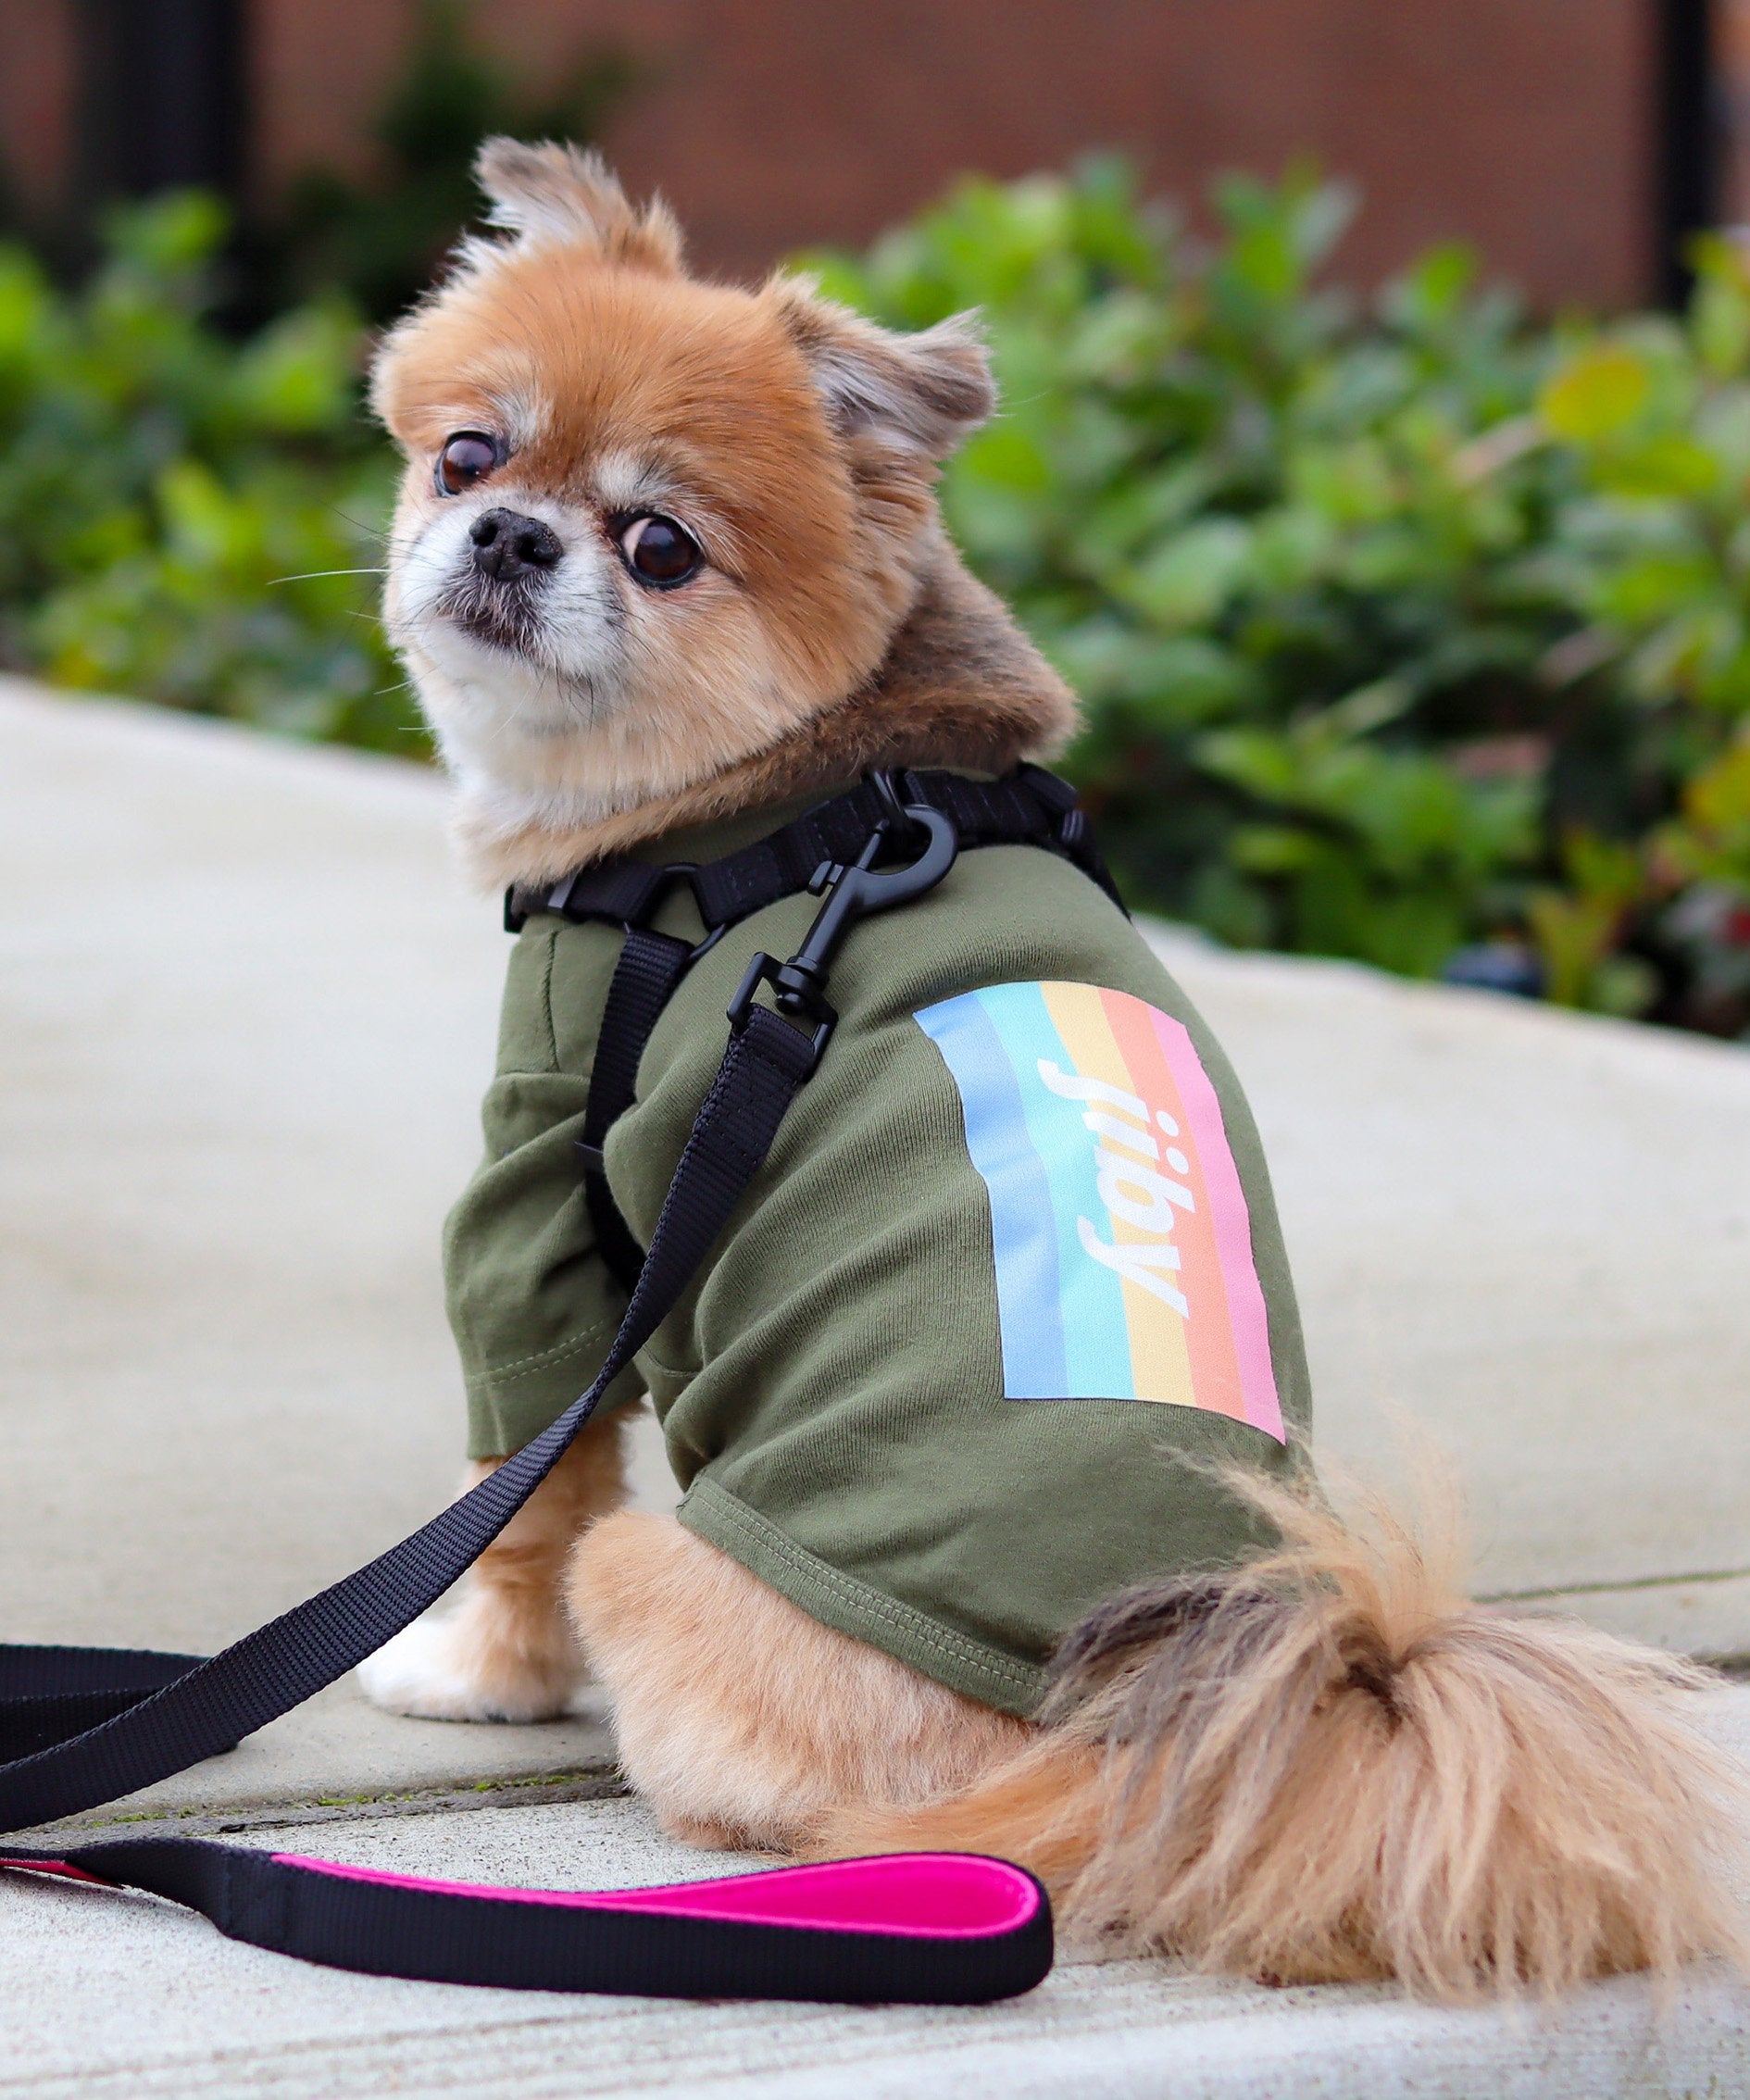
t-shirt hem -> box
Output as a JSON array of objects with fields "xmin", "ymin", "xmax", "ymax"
[
  {"xmin": 465, "ymin": 1358, "xmax": 645, "ymax": 1459},
  {"xmin": 677, "ymin": 1474, "xmax": 1046, "ymax": 1719}
]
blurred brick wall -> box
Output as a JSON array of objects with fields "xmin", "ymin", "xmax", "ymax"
[
  {"xmin": 0, "ymin": 1, "xmax": 75, "ymax": 220},
  {"xmin": 8, "ymin": 0, "xmax": 1659, "ymax": 307},
  {"xmin": 1719, "ymin": 0, "xmax": 1750, "ymax": 221},
  {"xmin": 262, "ymin": 0, "xmax": 1660, "ymax": 307}
]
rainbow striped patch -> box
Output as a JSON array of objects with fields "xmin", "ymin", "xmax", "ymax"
[{"xmin": 916, "ymin": 981, "xmax": 1284, "ymax": 1440}]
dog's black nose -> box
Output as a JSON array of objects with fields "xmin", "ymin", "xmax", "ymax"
[{"xmin": 469, "ymin": 508, "xmax": 563, "ymax": 582}]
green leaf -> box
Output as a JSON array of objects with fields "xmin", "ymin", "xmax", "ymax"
[
  {"xmin": 1381, "ymin": 242, "xmax": 1479, "ymax": 333},
  {"xmin": 1119, "ymin": 518, "xmax": 1253, "ymax": 628},
  {"xmin": 1590, "ymin": 433, "xmax": 1719, "ymax": 500},
  {"xmin": 228, "ymin": 300, "xmax": 364, "ymax": 434},
  {"xmin": 99, "ymin": 191, "xmax": 231, "ymax": 277},
  {"xmin": 1687, "ymin": 232, "xmax": 1750, "ymax": 378}
]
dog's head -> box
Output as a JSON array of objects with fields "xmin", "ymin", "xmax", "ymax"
[{"xmin": 371, "ymin": 140, "xmax": 994, "ymax": 832}]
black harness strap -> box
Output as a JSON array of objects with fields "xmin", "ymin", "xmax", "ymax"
[
  {"xmin": 525, "ymin": 766, "xmax": 1122, "ymax": 1294},
  {"xmin": 506, "ymin": 765, "xmax": 1123, "ymax": 937},
  {"xmin": 577, "ymin": 928, "xmax": 694, "ymax": 1293}
]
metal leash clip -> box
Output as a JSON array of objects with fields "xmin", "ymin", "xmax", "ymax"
[{"xmin": 725, "ymin": 770, "xmax": 959, "ymax": 1071}]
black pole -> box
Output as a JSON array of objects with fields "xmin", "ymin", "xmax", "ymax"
[
  {"xmin": 74, "ymin": 0, "xmax": 246, "ymax": 210},
  {"xmin": 1657, "ymin": 0, "xmax": 1718, "ymax": 306}
]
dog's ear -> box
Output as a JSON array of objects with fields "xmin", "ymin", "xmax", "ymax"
[
  {"xmin": 473, "ymin": 138, "xmax": 683, "ymax": 273},
  {"xmin": 770, "ymin": 282, "xmax": 995, "ymax": 463}
]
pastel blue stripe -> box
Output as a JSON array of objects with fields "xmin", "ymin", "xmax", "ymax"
[
  {"xmin": 917, "ymin": 991, "xmax": 1068, "ymax": 1397},
  {"xmin": 974, "ymin": 983, "xmax": 1135, "ymax": 1400},
  {"xmin": 918, "ymin": 982, "xmax": 1135, "ymax": 1401}
]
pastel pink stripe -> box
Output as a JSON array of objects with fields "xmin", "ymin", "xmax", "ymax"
[
  {"xmin": 271, "ymin": 1851, "xmax": 1041, "ymax": 1940},
  {"xmin": 1147, "ymin": 1008, "xmax": 1285, "ymax": 1442}
]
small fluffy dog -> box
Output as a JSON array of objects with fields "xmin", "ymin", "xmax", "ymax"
[{"xmin": 360, "ymin": 141, "xmax": 1747, "ymax": 1999}]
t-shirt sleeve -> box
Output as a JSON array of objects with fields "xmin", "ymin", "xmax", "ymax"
[{"xmin": 444, "ymin": 919, "xmax": 646, "ymax": 1457}]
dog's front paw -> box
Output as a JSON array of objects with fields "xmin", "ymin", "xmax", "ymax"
[{"xmin": 356, "ymin": 1610, "xmax": 580, "ymax": 1723}]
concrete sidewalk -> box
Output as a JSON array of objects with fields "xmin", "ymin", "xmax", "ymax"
[
  {"xmin": 4, "ymin": 679, "xmax": 1750, "ymax": 2095},
  {"xmin": 10, "ymin": 1787, "xmax": 1750, "ymax": 2100}
]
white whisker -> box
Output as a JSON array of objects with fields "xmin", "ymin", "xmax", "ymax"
[
  {"xmin": 327, "ymin": 506, "xmax": 393, "ymax": 543},
  {"xmin": 267, "ymin": 569, "xmax": 388, "ymax": 585}
]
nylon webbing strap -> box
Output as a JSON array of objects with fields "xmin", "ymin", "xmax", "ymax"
[
  {"xmin": 682, "ymin": 767, "xmax": 1122, "ymax": 925},
  {"xmin": 507, "ymin": 766, "xmax": 1124, "ymax": 938},
  {"xmin": 0, "ymin": 1648, "xmax": 207, "ymax": 1762},
  {"xmin": 523, "ymin": 856, "xmax": 669, "ymax": 931},
  {"xmin": 578, "ymin": 928, "xmax": 694, "ymax": 1293}
]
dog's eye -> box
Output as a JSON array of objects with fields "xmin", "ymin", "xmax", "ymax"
[
  {"xmin": 435, "ymin": 431, "xmax": 501, "ymax": 496},
  {"xmin": 618, "ymin": 514, "xmax": 702, "ymax": 588}
]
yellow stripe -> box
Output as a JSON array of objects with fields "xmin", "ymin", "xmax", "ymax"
[{"xmin": 1038, "ymin": 982, "xmax": 1194, "ymax": 1408}]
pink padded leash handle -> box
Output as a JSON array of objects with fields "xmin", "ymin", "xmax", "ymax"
[{"xmin": 0, "ymin": 1839, "xmax": 1053, "ymax": 2002}]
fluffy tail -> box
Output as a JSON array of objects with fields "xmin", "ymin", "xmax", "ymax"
[{"xmin": 815, "ymin": 1471, "xmax": 1750, "ymax": 1999}]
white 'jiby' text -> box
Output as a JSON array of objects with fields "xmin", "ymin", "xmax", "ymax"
[{"xmin": 1036, "ymin": 1060, "xmax": 1193, "ymax": 1315}]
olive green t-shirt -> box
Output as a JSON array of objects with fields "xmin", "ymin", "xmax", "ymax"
[{"xmin": 445, "ymin": 792, "xmax": 1312, "ymax": 1717}]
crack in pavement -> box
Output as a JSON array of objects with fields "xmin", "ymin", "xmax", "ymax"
[{"xmin": 5, "ymin": 1764, "xmax": 630, "ymax": 1845}]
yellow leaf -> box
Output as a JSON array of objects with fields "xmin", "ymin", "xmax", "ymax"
[{"xmin": 1538, "ymin": 345, "xmax": 1650, "ymax": 444}]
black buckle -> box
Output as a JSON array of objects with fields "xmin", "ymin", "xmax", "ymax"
[
  {"xmin": 654, "ymin": 865, "xmax": 729, "ymax": 962},
  {"xmin": 726, "ymin": 772, "xmax": 959, "ymax": 1075},
  {"xmin": 506, "ymin": 862, "xmax": 725, "ymax": 957},
  {"xmin": 725, "ymin": 951, "xmax": 838, "ymax": 1071},
  {"xmin": 1016, "ymin": 762, "xmax": 1077, "ymax": 816},
  {"xmin": 1016, "ymin": 762, "xmax": 1094, "ymax": 860}
]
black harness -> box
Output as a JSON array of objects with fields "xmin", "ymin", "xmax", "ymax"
[
  {"xmin": 508, "ymin": 763, "xmax": 1121, "ymax": 1292},
  {"xmin": 0, "ymin": 765, "xmax": 1112, "ymax": 2003}
]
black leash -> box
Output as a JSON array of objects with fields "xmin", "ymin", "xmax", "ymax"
[{"xmin": 0, "ymin": 775, "xmax": 1063, "ymax": 2003}]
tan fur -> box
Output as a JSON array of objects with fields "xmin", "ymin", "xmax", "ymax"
[
  {"xmin": 567, "ymin": 1509, "xmax": 1030, "ymax": 1850},
  {"xmin": 809, "ymin": 1470, "xmax": 1750, "ymax": 1999},
  {"xmin": 356, "ymin": 1409, "xmax": 631, "ymax": 1722},
  {"xmin": 360, "ymin": 142, "xmax": 1750, "ymax": 2004},
  {"xmin": 469, "ymin": 141, "xmax": 685, "ymax": 275},
  {"xmin": 447, "ymin": 1413, "xmax": 631, "ymax": 1706}
]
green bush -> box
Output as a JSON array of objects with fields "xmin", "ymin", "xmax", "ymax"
[
  {"xmin": 4, "ymin": 164, "xmax": 1749, "ymax": 1034},
  {"xmin": 0, "ymin": 193, "xmax": 412, "ymax": 752},
  {"xmin": 813, "ymin": 163, "xmax": 1750, "ymax": 1032}
]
